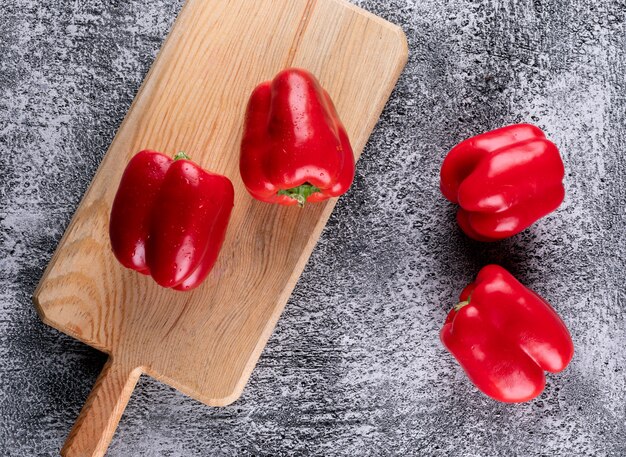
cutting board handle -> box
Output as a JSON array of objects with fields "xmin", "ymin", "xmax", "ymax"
[{"xmin": 61, "ymin": 358, "xmax": 141, "ymax": 457}]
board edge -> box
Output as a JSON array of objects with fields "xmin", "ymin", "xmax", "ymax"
[{"xmin": 31, "ymin": 0, "xmax": 196, "ymax": 341}]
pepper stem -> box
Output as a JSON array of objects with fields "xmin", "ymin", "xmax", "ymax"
[
  {"xmin": 278, "ymin": 183, "xmax": 321, "ymax": 208},
  {"xmin": 174, "ymin": 151, "xmax": 190, "ymax": 161},
  {"xmin": 454, "ymin": 297, "xmax": 471, "ymax": 312}
]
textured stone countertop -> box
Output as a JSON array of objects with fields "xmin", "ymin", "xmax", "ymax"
[{"xmin": 1, "ymin": 0, "xmax": 625, "ymax": 455}]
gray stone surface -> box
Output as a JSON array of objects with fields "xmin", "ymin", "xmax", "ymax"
[{"xmin": 1, "ymin": 0, "xmax": 625, "ymax": 455}]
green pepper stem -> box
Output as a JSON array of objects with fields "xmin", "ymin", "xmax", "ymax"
[
  {"xmin": 278, "ymin": 183, "xmax": 321, "ymax": 207},
  {"xmin": 454, "ymin": 294, "xmax": 473, "ymax": 312},
  {"xmin": 174, "ymin": 151, "xmax": 190, "ymax": 161}
]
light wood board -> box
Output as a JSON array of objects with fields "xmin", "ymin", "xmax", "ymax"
[{"xmin": 33, "ymin": 0, "xmax": 408, "ymax": 455}]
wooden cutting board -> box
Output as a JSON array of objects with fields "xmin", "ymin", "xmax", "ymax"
[{"xmin": 33, "ymin": 0, "xmax": 407, "ymax": 455}]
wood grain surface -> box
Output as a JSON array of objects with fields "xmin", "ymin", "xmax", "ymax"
[{"xmin": 32, "ymin": 0, "xmax": 407, "ymax": 455}]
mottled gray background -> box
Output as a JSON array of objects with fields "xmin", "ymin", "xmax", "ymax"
[{"xmin": 1, "ymin": 0, "xmax": 625, "ymax": 455}]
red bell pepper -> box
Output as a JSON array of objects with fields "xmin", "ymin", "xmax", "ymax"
[
  {"xmin": 440, "ymin": 124, "xmax": 565, "ymax": 241},
  {"xmin": 240, "ymin": 68, "xmax": 355, "ymax": 207},
  {"xmin": 109, "ymin": 150, "xmax": 234, "ymax": 291},
  {"xmin": 440, "ymin": 265, "xmax": 574, "ymax": 403}
]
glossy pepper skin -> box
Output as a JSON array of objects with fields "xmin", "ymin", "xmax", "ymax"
[
  {"xmin": 440, "ymin": 124, "xmax": 565, "ymax": 241},
  {"xmin": 240, "ymin": 68, "xmax": 355, "ymax": 206},
  {"xmin": 440, "ymin": 265, "xmax": 574, "ymax": 403},
  {"xmin": 109, "ymin": 150, "xmax": 234, "ymax": 291}
]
